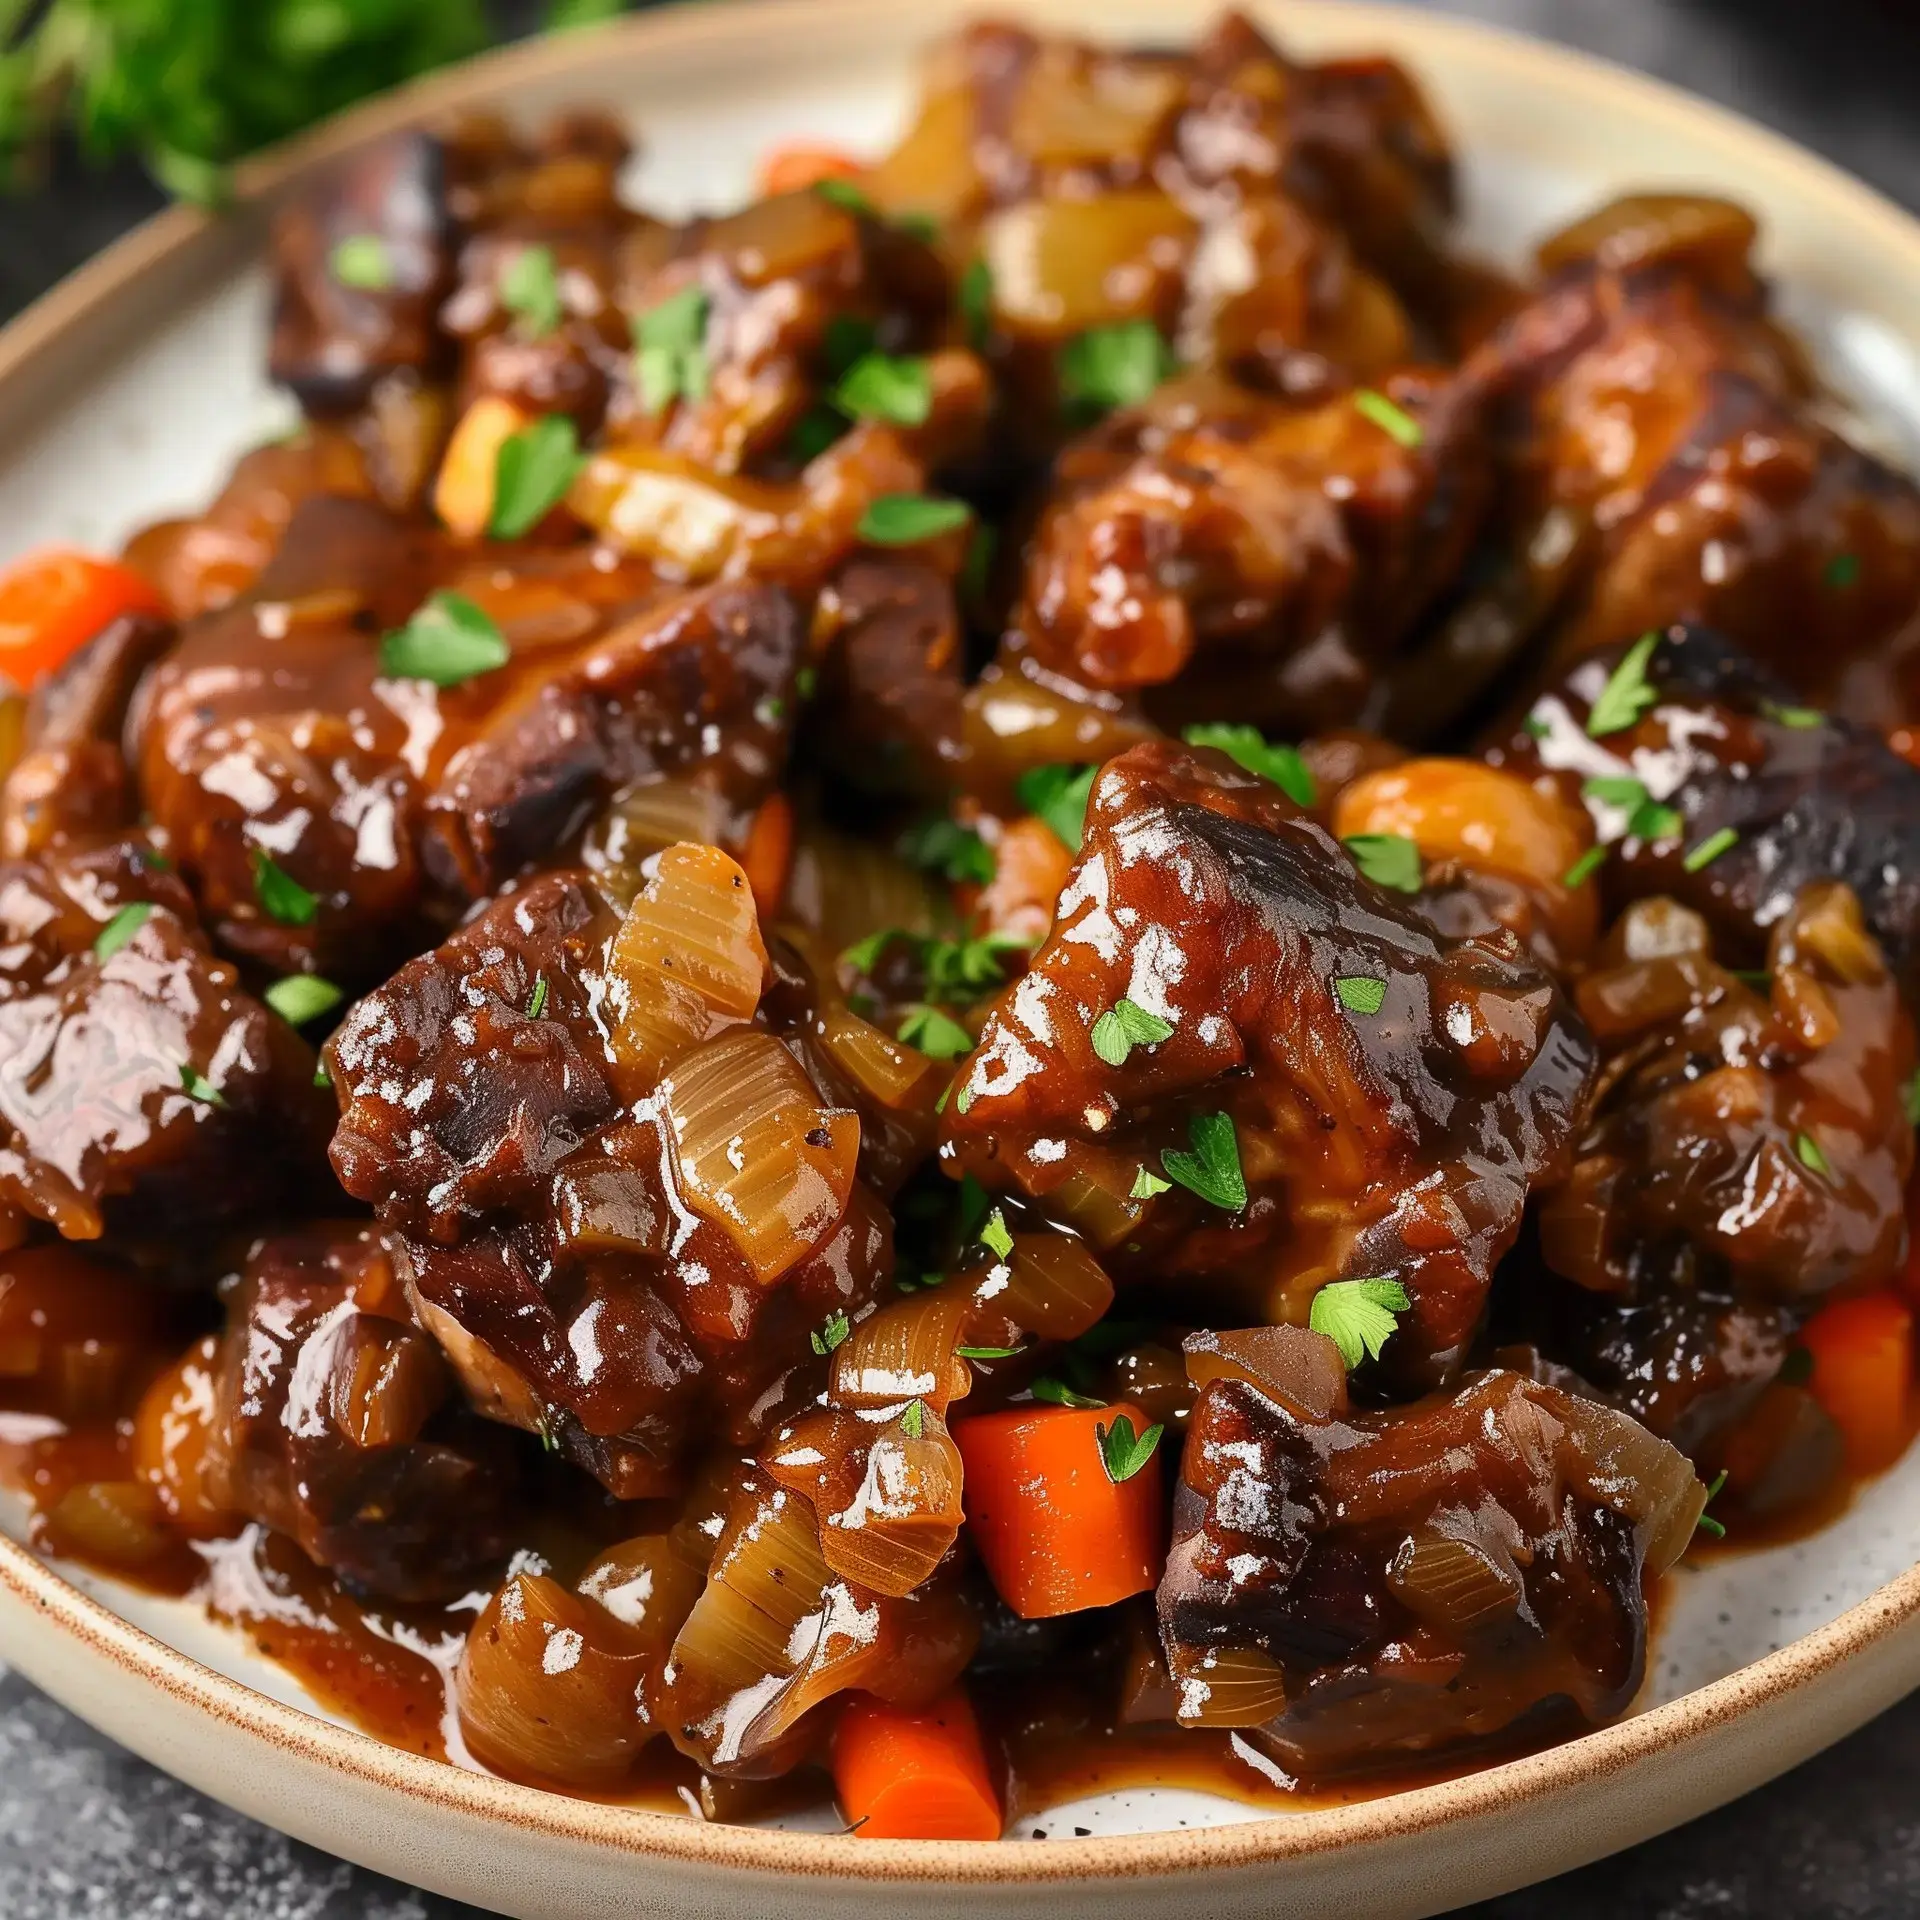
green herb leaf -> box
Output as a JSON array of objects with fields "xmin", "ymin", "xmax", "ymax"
[
  {"xmin": 899, "ymin": 1397, "xmax": 927, "ymax": 1438},
  {"xmin": 960, "ymin": 258, "xmax": 993, "ymax": 347},
  {"xmin": 956, "ymin": 1344, "xmax": 1023, "ymax": 1360},
  {"xmin": 898, "ymin": 1004, "xmax": 974, "ymax": 1061},
  {"xmin": 1763, "ymin": 701, "xmax": 1824, "ymax": 729},
  {"xmin": 1903, "ymin": 1070, "xmax": 1920, "ymax": 1128},
  {"xmin": 329, "ymin": 234, "xmax": 393, "ymax": 291},
  {"xmin": 524, "ymin": 976, "xmax": 549, "ymax": 1021},
  {"xmin": 314, "ymin": 1061, "xmax": 333, "ymax": 1090},
  {"xmin": 833, "ymin": 352, "xmax": 932, "ymax": 427},
  {"xmin": 251, "ymin": 848, "xmax": 318, "ymax": 927},
  {"xmin": 1090, "ymin": 996, "xmax": 1174, "ymax": 1067},
  {"xmin": 1694, "ymin": 1466, "xmax": 1729, "ymax": 1541},
  {"xmin": 501, "ymin": 242, "xmax": 563, "ymax": 338},
  {"xmin": 980, "ymin": 1208, "xmax": 1014, "ymax": 1260},
  {"xmin": 1352, "ymin": 387, "xmax": 1423, "ymax": 448},
  {"xmin": 1522, "ymin": 713, "xmax": 1552, "ymax": 740},
  {"xmin": 1344, "ymin": 832, "xmax": 1422, "ymax": 894},
  {"xmin": 1030, "ymin": 1376, "xmax": 1104, "ymax": 1410},
  {"xmin": 842, "ymin": 927, "xmax": 909, "ymax": 975},
  {"xmin": 265, "ymin": 974, "xmax": 343, "ymax": 1026},
  {"xmin": 1581, "ymin": 774, "xmax": 1680, "ymax": 843},
  {"xmin": 1095, "ymin": 1413, "xmax": 1164, "ymax": 1484},
  {"xmin": 1015, "ymin": 763, "xmax": 1098, "ymax": 851},
  {"xmin": 1160, "ymin": 1111, "xmax": 1246, "ymax": 1212},
  {"xmin": 815, "ymin": 178, "xmax": 876, "ymax": 217},
  {"xmin": 822, "ymin": 314, "xmax": 878, "ymax": 376},
  {"xmin": 634, "ymin": 285, "xmax": 711, "ymax": 412},
  {"xmin": 1308, "ymin": 1275, "xmax": 1411, "ymax": 1370},
  {"xmin": 810, "ymin": 1309, "xmax": 851, "ymax": 1356},
  {"xmin": 1129, "ymin": 1166, "xmax": 1172, "ymax": 1200},
  {"xmin": 92, "ymin": 902, "xmax": 153, "ymax": 961},
  {"xmin": 1683, "ymin": 827, "xmax": 1739, "ymax": 873},
  {"xmin": 1562, "ymin": 845, "xmax": 1607, "ymax": 889},
  {"xmin": 1586, "ymin": 631, "xmax": 1662, "ymax": 738},
  {"xmin": 787, "ymin": 403, "xmax": 845, "ymax": 464},
  {"xmin": 489, "ymin": 414, "xmax": 584, "ymax": 539},
  {"xmin": 1794, "ymin": 1130, "xmax": 1831, "ymax": 1176},
  {"xmin": 898, "ymin": 817, "xmax": 995, "ymax": 885},
  {"xmin": 178, "ymin": 1064, "xmax": 228, "ymax": 1110},
  {"xmin": 1334, "ymin": 975, "xmax": 1387, "ymax": 1017},
  {"xmin": 1824, "ymin": 552, "xmax": 1862, "ymax": 590},
  {"xmin": 379, "ymin": 592, "xmax": 511, "ymax": 688},
  {"xmin": 1059, "ymin": 321, "xmax": 1175, "ymax": 416},
  {"xmin": 961, "ymin": 523, "xmax": 996, "ymax": 610},
  {"xmin": 857, "ymin": 494, "xmax": 972, "ymax": 546},
  {"xmin": 1181, "ymin": 724, "xmax": 1316, "ymax": 807}
]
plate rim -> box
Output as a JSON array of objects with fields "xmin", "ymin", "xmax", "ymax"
[{"xmin": 3, "ymin": 0, "xmax": 1920, "ymax": 1891}]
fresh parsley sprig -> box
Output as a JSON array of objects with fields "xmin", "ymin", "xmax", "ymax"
[
  {"xmin": 1095, "ymin": 1412, "xmax": 1164, "ymax": 1483},
  {"xmin": 1182, "ymin": 724, "xmax": 1316, "ymax": 807},
  {"xmin": 1309, "ymin": 1276, "xmax": 1411, "ymax": 1370}
]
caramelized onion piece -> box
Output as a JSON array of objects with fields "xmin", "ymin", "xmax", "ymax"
[
  {"xmin": 587, "ymin": 778, "xmax": 734, "ymax": 909},
  {"xmin": 575, "ymin": 1532, "xmax": 707, "ymax": 1673},
  {"xmin": 1557, "ymin": 1396, "xmax": 1707, "ymax": 1576},
  {"xmin": 43, "ymin": 1480, "xmax": 174, "ymax": 1569},
  {"xmin": 1387, "ymin": 1523, "xmax": 1523, "ymax": 1631},
  {"xmin": 818, "ymin": 1003, "xmax": 945, "ymax": 1111},
  {"xmin": 1183, "ymin": 1326, "xmax": 1348, "ymax": 1424},
  {"xmin": 664, "ymin": 1030, "xmax": 861, "ymax": 1283},
  {"xmin": 131, "ymin": 1334, "xmax": 235, "ymax": 1536},
  {"xmin": 456, "ymin": 1573, "xmax": 655, "ymax": 1788},
  {"xmin": 614, "ymin": 841, "xmax": 769, "ymax": 1021},
  {"xmin": 1166, "ymin": 1642, "xmax": 1290, "ymax": 1729},
  {"xmin": 831, "ymin": 1290, "xmax": 972, "ymax": 1413},
  {"xmin": 977, "ymin": 1230, "xmax": 1116, "ymax": 1342}
]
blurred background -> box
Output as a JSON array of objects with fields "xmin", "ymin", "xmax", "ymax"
[{"xmin": 1, "ymin": 0, "xmax": 1919, "ymax": 1914}]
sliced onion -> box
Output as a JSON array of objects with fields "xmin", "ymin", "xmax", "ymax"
[
  {"xmin": 832, "ymin": 1291, "xmax": 972, "ymax": 1412},
  {"xmin": 1044, "ymin": 1166, "xmax": 1147, "ymax": 1252},
  {"xmin": 1557, "ymin": 1396, "xmax": 1706, "ymax": 1576},
  {"xmin": 576, "ymin": 1532, "xmax": 707, "ymax": 1670},
  {"xmin": 782, "ymin": 824, "xmax": 940, "ymax": 961},
  {"xmin": 818, "ymin": 1002, "xmax": 944, "ymax": 1111},
  {"xmin": 974, "ymin": 1230, "xmax": 1114, "ymax": 1342},
  {"xmin": 815, "ymin": 1409, "xmax": 965, "ymax": 1598},
  {"xmin": 43, "ymin": 1480, "xmax": 173, "ymax": 1569},
  {"xmin": 330, "ymin": 1318, "xmax": 448, "ymax": 1450},
  {"xmin": 1167, "ymin": 1643, "xmax": 1289, "ymax": 1729},
  {"xmin": 586, "ymin": 777, "xmax": 733, "ymax": 909},
  {"xmin": 664, "ymin": 1030, "xmax": 860, "ymax": 1283},
  {"xmin": 1387, "ymin": 1524, "xmax": 1523, "ymax": 1630},
  {"xmin": 1184, "ymin": 1326, "xmax": 1348, "ymax": 1423}
]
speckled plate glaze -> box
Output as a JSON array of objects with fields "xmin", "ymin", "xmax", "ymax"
[{"xmin": 2, "ymin": 3, "xmax": 1920, "ymax": 1914}]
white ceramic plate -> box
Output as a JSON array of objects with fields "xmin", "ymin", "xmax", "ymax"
[{"xmin": 4, "ymin": 3, "xmax": 1920, "ymax": 1914}]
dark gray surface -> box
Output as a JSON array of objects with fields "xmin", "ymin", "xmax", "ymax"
[{"xmin": 3, "ymin": 0, "xmax": 1919, "ymax": 1914}]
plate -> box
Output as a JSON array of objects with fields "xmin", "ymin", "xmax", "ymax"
[{"xmin": 3, "ymin": 3, "xmax": 1920, "ymax": 1914}]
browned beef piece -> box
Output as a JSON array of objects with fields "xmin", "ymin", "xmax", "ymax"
[
  {"xmin": 939, "ymin": 741, "xmax": 1595, "ymax": 1391},
  {"xmin": 325, "ymin": 871, "xmax": 893, "ymax": 1498},
  {"xmin": 1488, "ymin": 622, "xmax": 1920, "ymax": 1000},
  {"xmin": 130, "ymin": 496, "xmax": 799, "ymax": 979},
  {"xmin": 214, "ymin": 1224, "xmax": 520, "ymax": 1602},
  {"xmin": 1157, "ymin": 1333, "xmax": 1702, "ymax": 1782},
  {"xmin": 0, "ymin": 838, "xmax": 332, "ymax": 1248}
]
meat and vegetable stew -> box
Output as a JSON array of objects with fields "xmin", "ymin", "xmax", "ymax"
[{"xmin": 4, "ymin": 11, "xmax": 1920, "ymax": 1842}]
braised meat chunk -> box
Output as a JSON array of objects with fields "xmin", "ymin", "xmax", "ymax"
[
  {"xmin": 1159, "ymin": 1331, "xmax": 1703, "ymax": 1777},
  {"xmin": 941, "ymin": 741, "xmax": 1595, "ymax": 1386}
]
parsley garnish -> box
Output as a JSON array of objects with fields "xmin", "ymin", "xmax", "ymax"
[
  {"xmin": 1695, "ymin": 1467, "xmax": 1729, "ymax": 1540},
  {"xmin": 1344, "ymin": 833, "xmax": 1422, "ymax": 894},
  {"xmin": 957, "ymin": 1343, "xmax": 1023, "ymax": 1360},
  {"xmin": 1059, "ymin": 320, "xmax": 1175, "ymax": 416},
  {"xmin": 178, "ymin": 1064, "xmax": 228, "ymax": 1109},
  {"xmin": 1091, "ymin": 996, "xmax": 1174, "ymax": 1067},
  {"xmin": 313, "ymin": 1061, "xmax": 332, "ymax": 1090},
  {"xmin": 833, "ymin": 352, "xmax": 932, "ymax": 427},
  {"xmin": 898, "ymin": 1004, "xmax": 973, "ymax": 1061},
  {"xmin": 1563, "ymin": 845, "xmax": 1607, "ymax": 889},
  {"xmin": 810, "ymin": 1309, "xmax": 851, "ymax": 1356},
  {"xmin": 898, "ymin": 817, "xmax": 995, "ymax": 885},
  {"xmin": 1825, "ymin": 553, "xmax": 1861, "ymax": 590},
  {"xmin": 1309, "ymin": 1275, "xmax": 1411, "ymax": 1369},
  {"xmin": 1586, "ymin": 631, "xmax": 1662, "ymax": 737},
  {"xmin": 857, "ymin": 494, "xmax": 972, "ymax": 546},
  {"xmin": 329, "ymin": 234, "xmax": 392, "ymax": 291},
  {"xmin": 1130, "ymin": 1166, "xmax": 1172, "ymax": 1199},
  {"xmin": 524, "ymin": 976, "xmax": 548, "ymax": 1021},
  {"xmin": 1182, "ymin": 723, "xmax": 1316, "ymax": 807},
  {"xmin": 787, "ymin": 403, "xmax": 845, "ymax": 464},
  {"xmin": 501, "ymin": 243, "xmax": 562, "ymax": 338},
  {"xmin": 1016, "ymin": 762, "xmax": 1097, "ymax": 851},
  {"xmin": 1763, "ymin": 701, "xmax": 1824, "ymax": 729},
  {"xmin": 960, "ymin": 258, "xmax": 993, "ymax": 347},
  {"xmin": 822, "ymin": 314, "xmax": 878, "ymax": 376},
  {"xmin": 1581, "ymin": 774, "xmax": 1681, "ymax": 843},
  {"xmin": 1031, "ymin": 1376, "xmax": 1104, "ymax": 1410},
  {"xmin": 93, "ymin": 902, "xmax": 153, "ymax": 961},
  {"xmin": 1095, "ymin": 1413, "xmax": 1164, "ymax": 1483},
  {"xmin": 379, "ymin": 591, "xmax": 510, "ymax": 687},
  {"xmin": 265, "ymin": 974, "xmax": 343, "ymax": 1026},
  {"xmin": 251, "ymin": 848, "xmax": 318, "ymax": 927},
  {"xmin": 814, "ymin": 178, "xmax": 876, "ymax": 217},
  {"xmin": 1794, "ymin": 1130, "xmax": 1830, "ymax": 1176},
  {"xmin": 1522, "ymin": 713, "xmax": 1551, "ymax": 740},
  {"xmin": 900, "ymin": 1397, "xmax": 927, "ymax": 1438},
  {"xmin": 1161, "ymin": 1111, "xmax": 1246, "ymax": 1212},
  {"xmin": 490, "ymin": 413, "xmax": 583, "ymax": 540},
  {"xmin": 1352, "ymin": 387, "xmax": 1423, "ymax": 448},
  {"xmin": 1683, "ymin": 827, "xmax": 1738, "ymax": 873},
  {"xmin": 1334, "ymin": 975, "xmax": 1387, "ymax": 1016},
  {"xmin": 980, "ymin": 1208, "xmax": 1014, "ymax": 1260},
  {"xmin": 634, "ymin": 285, "xmax": 711, "ymax": 413}
]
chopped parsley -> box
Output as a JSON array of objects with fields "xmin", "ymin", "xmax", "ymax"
[
  {"xmin": 900, "ymin": 1398, "xmax": 927, "ymax": 1438},
  {"xmin": 1031, "ymin": 1376, "xmax": 1104, "ymax": 1410},
  {"xmin": 1586, "ymin": 631, "xmax": 1662, "ymax": 737},
  {"xmin": 1095, "ymin": 1412, "xmax": 1164, "ymax": 1484},
  {"xmin": 523, "ymin": 976, "xmax": 549, "ymax": 1021},
  {"xmin": 956, "ymin": 1343, "xmax": 1023, "ymax": 1361},
  {"xmin": 178, "ymin": 1064, "xmax": 228, "ymax": 1109},
  {"xmin": 960, "ymin": 257, "xmax": 993, "ymax": 347},
  {"xmin": 1333, "ymin": 975, "xmax": 1388, "ymax": 1017},
  {"xmin": 1129, "ymin": 1166, "xmax": 1172, "ymax": 1200},
  {"xmin": 251, "ymin": 849, "xmax": 318, "ymax": 927},
  {"xmin": 1344, "ymin": 832, "xmax": 1422, "ymax": 894},
  {"xmin": 1794, "ymin": 1130, "xmax": 1830, "ymax": 1177},
  {"xmin": 1059, "ymin": 320, "xmax": 1175, "ymax": 417},
  {"xmin": 1694, "ymin": 1467, "xmax": 1730, "ymax": 1541},
  {"xmin": 1683, "ymin": 827, "xmax": 1739, "ymax": 873},
  {"xmin": 1581, "ymin": 774, "xmax": 1681, "ymax": 843},
  {"xmin": 329, "ymin": 234, "xmax": 392, "ymax": 291},
  {"xmin": 833, "ymin": 352, "xmax": 932, "ymax": 427},
  {"xmin": 822, "ymin": 314, "xmax": 878, "ymax": 376},
  {"xmin": 787, "ymin": 403, "xmax": 846, "ymax": 464},
  {"xmin": 1522, "ymin": 712, "xmax": 1552, "ymax": 740},
  {"xmin": 898, "ymin": 817, "xmax": 995, "ymax": 885},
  {"xmin": 841, "ymin": 927, "xmax": 1030, "ymax": 1003},
  {"xmin": 980, "ymin": 1208, "xmax": 1014, "ymax": 1261},
  {"xmin": 1160, "ymin": 1111, "xmax": 1246, "ymax": 1212},
  {"xmin": 265, "ymin": 974, "xmax": 343, "ymax": 1026},
  {"xmin": 92, "ymin": 902, "xmax": 153, "ymax": 961},
  {"xmin": 898, "ymin": 1004, "xmax": 974, "ymax": 1061},
  {"xmin": 1763, "ymin": 701, "xmax": 1824, "ymax": 729},
  {"xmin": 1563, "ymin": 845, "xmax": 1607, "ymax": 889},
  {"xmin": 1091, "ymin": 996, "xmax": 1174, "ymax": 1067},
  {"xmin": 500, "ymin": 243, "xmax": 562, "ymax": 338},
  {"xmin": 1016, "ymin": 762, "xmax": 1098, "ymax": 851},
  {"xmin": 489, "ymin": 413, "xmax": 584, "ymax": 540},
  {"xmin": 857, "ymin": 494, "xmax": 972, "ymax": 546},
  {"xmin": 1309, "ymin": 1275, "xmax": 1411, "ymax": 1370},
  {"xmin": 1182, "ymin": 723, "xmax": 1316, "ymax": 807},
  {"xmin": 810, "ymin": 1309, "xmax": 851, "ymax": 1356},
  {"xmin": 1352, "ymin": 387, "xmax": 1423, "ymax": 448},
  {"xmin": 379, "ymin": 591, "xmax": 511, "ymax": 688},
  {"xmin": 814, "ymin": 178, "xmax": 876, "ymax": 218},
  {"xmin": 634, "ymin": 285, "xmax": 711, "ymax": 413}
]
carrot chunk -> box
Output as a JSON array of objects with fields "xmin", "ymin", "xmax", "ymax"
[
  {"xmin": 0, "ymin": 549, "xmax": 165, "ymax": 688},
  {"xmin": 952, "ymin": 1400, "xmax": 1164, "ymax": 1618},
  {"xmin": 758, "ymin": 144, "xmax": 864, "ymax": 197},
  {"xmin": 434, "ymin": 395, "xmax": 533, "ymax": 540},
  {"xmin": 833, "ymin": 1686, "xmax": 1002, "ymax": 1840},
  {"xmin": 1800, "ymin": 1289, "xmax": 1914, "ymax": 1473}
]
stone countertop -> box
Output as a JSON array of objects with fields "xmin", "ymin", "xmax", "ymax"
[{"xmin": 2, "ymin": 0, "xmax": 1918, "ymax": 1914}]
